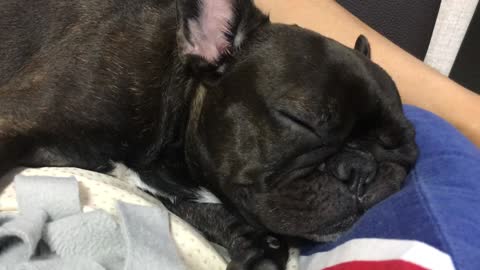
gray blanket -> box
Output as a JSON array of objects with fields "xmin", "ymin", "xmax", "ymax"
[{"xmin": 0, "ymin": 175, "xmax": 186, "ymax": 270}]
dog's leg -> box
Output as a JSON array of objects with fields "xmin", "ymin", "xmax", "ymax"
[
  {"xmin": 21, "ymin": 146, "xmax": 114, "ymax": 173},
  {"xmin": 0, "ymin": 136, "xmax": 33, "ymax": 189},
  {"xmin": 162, "ymin": 199, "xmax": 289, "ymax": 270},
  {"xmin": 131, "ymin": 165, "xmax": 289, "ymax": 270}
]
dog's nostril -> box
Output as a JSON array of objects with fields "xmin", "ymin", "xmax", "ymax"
[
  {"xmin": 351, "ymin": 177, "xmax": 367, "ymax": 197},
  {"xmin": 346, "ymin": 142, "xmax": 361, "ymax": 149},
  {"xmin": 317, "ymin": 162, "xmax": 326, "ymax": 172},
  {"xmin": 333, "ymin": 163, "xmax": 353, "ymax": 182}
]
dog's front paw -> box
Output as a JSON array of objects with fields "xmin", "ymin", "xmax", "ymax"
[
  {"xmin": 227, "ymin": 249, "xmax": 279, "ymax": 270},
  {"xmin": 227, "ymin": 235, "xmax": 289, "ymax": 270}
]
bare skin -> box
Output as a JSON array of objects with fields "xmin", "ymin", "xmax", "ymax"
[{"xmin": 255, "ymin": 0, "xmax": 480, "ymax": 147}]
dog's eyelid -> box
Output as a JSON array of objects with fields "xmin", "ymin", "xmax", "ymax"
[{"xmin": 275, "ymin": 109, "xmax": 320, "ymax": 138}]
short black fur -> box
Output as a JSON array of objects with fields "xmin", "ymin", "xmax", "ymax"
[{"xmin": 0, "ymin": 1, "xmax": 417, "ymax": 269}]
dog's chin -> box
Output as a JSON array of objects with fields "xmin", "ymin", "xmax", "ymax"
[
  {"xmin": 301, "ymin": 215, "xmax": 358, "ymax": 243},
  {"xmin": 303, "ymin": 231, "xmax": 344, "ymax": 243}
]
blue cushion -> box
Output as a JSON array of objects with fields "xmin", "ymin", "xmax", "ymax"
[{"xmin": 301, "ymin": 105, "xmax": 480, "ymax": 270}]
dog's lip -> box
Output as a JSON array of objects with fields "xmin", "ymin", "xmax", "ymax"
[
  {"xmin": 302, "ymin": 215, "xmax": 358, "ymax": 242},
  {"xmin": 303, "ymin": 231, "xmax": 345, "ymax": 243},
  {"xmin": 270, "ymin": 147, "xmax": 338, "ymax": 189}
]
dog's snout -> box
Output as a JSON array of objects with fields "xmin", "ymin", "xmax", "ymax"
[{"xmin": 327, "ymin": 148, "xmax": 377, "ymax": 197}]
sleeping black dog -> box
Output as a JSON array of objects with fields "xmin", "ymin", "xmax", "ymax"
[{"xmin": 0, "ymin": 0, "xmax": 418, "ymax": 269}]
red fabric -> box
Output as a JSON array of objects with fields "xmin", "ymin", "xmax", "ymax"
[{"xmin": 324, "ymin": 260, "xmax": 428, "ymax": 270}]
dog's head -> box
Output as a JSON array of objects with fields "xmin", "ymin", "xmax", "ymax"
[{"xmin": 179, "ymin": 0, "xmax": 418, "ymax": 241}]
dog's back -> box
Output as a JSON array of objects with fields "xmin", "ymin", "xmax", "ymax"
[
  {"xmin": 1, "ymin": 0, "xmax": 104, "ymax": 83},
  {"xmin": 0, "ymin": 0, "xmax": 183, "ymax": 172},
  {"xmin": 0, "ymin": 0, "xmax": 177, "ymax": 82}
]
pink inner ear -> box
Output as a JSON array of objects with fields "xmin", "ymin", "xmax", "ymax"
[{"xmin": 186, "ymin": 0, "xmax": 234, "ymax": 63}]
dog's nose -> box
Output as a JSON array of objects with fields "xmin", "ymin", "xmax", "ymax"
[
  {"xmin": 327, "ymin": 148, "xmax": 377, "ymax": 197},
  {"xmin": 317, "ymin": 162, "xmax": 327, "ymax": 172}
]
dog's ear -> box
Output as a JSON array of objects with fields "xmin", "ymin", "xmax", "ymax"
[
  {"xmin": 354, "ymin": 35, "xmax": 371, "ymax": 59},
  {"xmin": 176, "ymin": 0, "xmax": 268, "ymax": 78}
]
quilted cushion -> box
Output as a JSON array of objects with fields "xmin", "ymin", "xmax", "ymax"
[{"xmin": 0, "ymin": 167, "xmax": 300, "ymax": 270}]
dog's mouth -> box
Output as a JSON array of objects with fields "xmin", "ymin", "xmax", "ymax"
[
  {"xmin": 249, "ymin": 170, "xmax": 361, "ymax": 240},
  {"xmin": 301, "ymin": 215, "xmax": 359, "ymax": 242}
]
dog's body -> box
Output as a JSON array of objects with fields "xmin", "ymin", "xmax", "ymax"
[{"xmin": 0, "ymin": 0, "xmax": 418, "ymax": 269}]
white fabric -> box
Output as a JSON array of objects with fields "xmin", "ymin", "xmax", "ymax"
[
  {"xmin": 0, "ymin": 167, "xmax": 300, "ymax": 270},
  {"xmin": 424, "ymin": 0, "xmax": 479, "ymax": 75},
  {"xmin": 300, "ymin": 238, "xmax": 455, "ymax": 270}
]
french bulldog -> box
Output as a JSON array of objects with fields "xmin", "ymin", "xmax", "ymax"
[{"xmin": 0, "ymin": 0, "xmax": 418, "ymax": 269}]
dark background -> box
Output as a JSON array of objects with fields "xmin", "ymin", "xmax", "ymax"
[{"xmin": 336, "ymin": 0, "xmax": 480, "ymax": 94}]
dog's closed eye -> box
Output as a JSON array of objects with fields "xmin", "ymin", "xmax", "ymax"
[{"xmin": 276, "ymin": 109, "xmax": 319, "ymax": 138}]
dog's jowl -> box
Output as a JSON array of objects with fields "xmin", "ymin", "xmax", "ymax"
[{"xmin": 0, "ymin": 0, "xmax": 418, "ymax": 269}]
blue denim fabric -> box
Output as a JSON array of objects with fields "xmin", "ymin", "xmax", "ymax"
[{"xmin": 301, "ymin": 105, "xmax": 480, "ymax": 270}]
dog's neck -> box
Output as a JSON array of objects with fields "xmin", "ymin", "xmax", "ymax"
[{"xmin": 121, "ymin": 4, "xmax": 200, "ymax": 167}]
